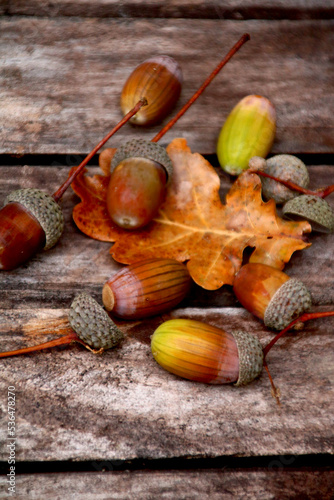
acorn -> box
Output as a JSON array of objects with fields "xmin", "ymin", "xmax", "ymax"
[
  {"xmin": 0, "ymin": 292, "xmax": 124, "ymax": 358},
  {"xmin": 106, "ymin": 35, "xmax": 251, "ymax": 230},
  {"xmin": 151, "ymin": 319, "xmax": 263, "ymax": 386},
  {"xmin": 106, "ymin": 139, "xmax": 173, "ymax": 230},
  {"xmin": 259, "ymin": 154, "xmax": 310, "ymax": 204},
  {"xmin": 217, "ymin": 95, "xmax": 276, "ymax": 176},
  {"xmin": 0, "ymin": 100, "xmax": 147, "ymax": 271},
  {"xmin": 282, "ymin": 194, "xmax": 334, "ymax": 233},
  {"xmin": 120, "ymin": 55, "xmax": 183, "ymax": 126},
  {"xmin": 0, "ymin": 188, "xmax": 64, "ymax": 270},
  {"xmin": 102, "ymin": 258, "xmax": 192, "ymax": 319},
  {"xmin": 233, "ymin": 263, "xmax": 312, "ymax": 330}
]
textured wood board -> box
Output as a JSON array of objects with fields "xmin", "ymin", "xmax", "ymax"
[
  {"xmin": 0, "ymin": 469, "xmax": 333, "ymax": 500},
  {"xmin": 0, "ymin": 18, "xmax": 334, "ymax": 155},
  {"xmin": 0, "ymin": 164, "xmax": 333, "ymax": 309},
  {"xmin": 5, "ymin": 0, "xmax": 334, "ymax": 19},
  {"xmin": 0, "ymin": 305, "xmax": 333, "ymax": 462}
]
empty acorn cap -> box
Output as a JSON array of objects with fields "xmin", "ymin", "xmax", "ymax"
[
  {"xmin": 231, "ymin": 330, "xmax": 263, "ymax": 386},
  {"xmin": 264, "ymin": 278, "xmax": 312, "ymax": 331},
  {"xmin": 282, "ymin": 194, "xmax": 334, "ymax": 233},
  {"xmin": 4, "ymin": 188, "xmax": 64, "ymax": 250},
  {"xmin": 68, "ymin": 293, "xmax": 124, "ymax": 350},
  {"xmin": 111, "ymin": 139, "xmax": 173, "ymax": 180},
  {"xmin": 261, "ymin": 154, "xmax": 310, "ymax": 204}
]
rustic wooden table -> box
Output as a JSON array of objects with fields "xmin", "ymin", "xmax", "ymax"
[{"xmin": 0, "ymin": 1, "xmax": 333, "ymax": 498}]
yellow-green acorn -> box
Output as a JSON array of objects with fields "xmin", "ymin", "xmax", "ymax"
[
  {"xmin": 151, "ymin": 319, "xmax": 263, "ymax": 386},
  {"xmin": 217, "ymin": 95, "xmax": 276, "ymax": 175}
]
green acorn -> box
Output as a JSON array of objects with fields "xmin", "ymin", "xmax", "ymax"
[{"xmin": 217, "ymin": 95, "xmax": 276, "ymax": 176}]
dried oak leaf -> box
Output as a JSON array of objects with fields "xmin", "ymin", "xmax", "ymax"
[{"xmin": 72, "ymin": 138, "xmax": 311, "ymax": 290}]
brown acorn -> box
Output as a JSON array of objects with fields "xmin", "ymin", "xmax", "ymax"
[
  {"xmin": 120, "ymin": 55, "xmax": 183, "ymax": 126},
  {"xmin": 106, "ymin": 139, "xmax": 173, "ymax": 230},
  {"xmin": 233, "ymin": 263, "xmax": 312, "ymax": 330},
  {"xmin": 102, "ymin": 258, "xmax": 192, "ymax": 319},
  {"xmin": 151, "ymin": 319, "xmax": 263, "ymax": 386},
  {"xmin": 107, "ymin": 34, "xmax": 251, "ymax": 230},
  {"xmin": 0, "ymin": 100, "xmax": 147, "ymax": 271},
  {"xmin": 0, "ymin": 189, "xmax": 64, "ymax": 270}
]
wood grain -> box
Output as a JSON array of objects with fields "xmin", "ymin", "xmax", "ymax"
[
  {"xmin": 1, "ymin": 469, "xmax": 333, "ymax": 500},
  {"xmin": 0, "ymin": 18, "xmax": 333, "ymax": 155},
  {"xmin": 5, "ymin": 0, "xmax": 334, "ymax": 19},
  {"xmin": 0, "ymin": 9, "xmax": 333, "ymax": 493},
  {"xmin": 0, "ymin": 163, "xmax": 333, "ymax": 462},
  {"xmin": 0, "ymin": 305, "xmax": 333, "ymax": 462}
]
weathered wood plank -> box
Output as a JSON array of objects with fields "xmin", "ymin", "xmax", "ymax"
[
  {"xmin": 0, "ymin": 169, "xmax": 333, "ymax": 464},
  {"xmin": 1, "ymin": 469, "xmax": 333, "ymax": 500},
  {"xmin": 0, "ymin": 305, "xmax": 333, "ymax": 462},
  {"xmin": 5, "ymin": 0, "xmax": 334, "ymax": 19},
  {"xmin": 0, "ymin": 18, "xmax": 333, "ymax": 155},
  {"xmin": 0, "ymin": 164, "xmax": 333, "ymax": 308}
]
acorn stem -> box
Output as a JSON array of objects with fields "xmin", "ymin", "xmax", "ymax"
[
  {"xmin": 0, "ymin": 331, "xmax": 79, "ymax": 358},
  {"xmin": 255, "ymin": 170, "xmax": 334, "ymax": 199},
  {"xmin": 151, "ymin": 33, "xmax": 250, "ymax": 143},
  {"xmin": 263, "ymin": 358, "xmax": 281, "ymax": 405},
  {"xmin": 52, "ymin": 98, "xmax": 148, "ymax": 202},
  {"xmin": 263, "ymin": 311, "xmax": 334, "ymax": 359}
]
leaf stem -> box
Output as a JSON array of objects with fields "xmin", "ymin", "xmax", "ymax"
[
  {"xmin": 52, "ymin": 98, "xmax": 147, "ymax": 202},
  {"xmin": 151, "ymin": 33, "xmax": 250, "ymax": 144}
]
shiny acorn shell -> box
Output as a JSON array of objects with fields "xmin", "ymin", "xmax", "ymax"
[
  {"xmin": 261, "ymin": 154, "xmax": 310, "ymax": 204},
  {"xmin": 5, "ymin": 188, "xmax": 64, "ymax": 250},
  {"xmin": 68, "ymin": 293, "xmax": 124, "ymax": 350},
  {"xmin": 217, "ymin": 95, "xmax": 276, "ymax": 176},
  {"xmin": 282, "ymin": 194, "xmax": 334, "ymax": 233},
  {"xmin": 121, "ymin": 55, "xmax": 183, "ymax": 126},
  {"xmin": 102, "ymin": 258, "xmax": 192, "ymax": 320},
  {"xmin": 233, "ymin": 263, "xmax": 312, "ymax": 331},
  {"xmin": 151, "ymin": 319, "xmax": 263, "ymax": 386}
]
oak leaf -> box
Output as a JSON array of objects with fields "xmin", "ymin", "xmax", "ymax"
[{"xmin": 72, "ymin": 138, "xmax": 311, "ymax": 290}]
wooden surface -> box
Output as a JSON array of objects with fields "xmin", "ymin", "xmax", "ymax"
[
  {"xmin": 0, "ymin": 2, "xmax": 334, "ymax": 499},
  {"xmin": 0, "ymin": 18, "xmax": 333, "ymax": 155}
]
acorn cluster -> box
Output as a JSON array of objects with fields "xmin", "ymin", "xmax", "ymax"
[{"xmin": 1, "ymin": 40, "xmax": 333, "ymax": 395}]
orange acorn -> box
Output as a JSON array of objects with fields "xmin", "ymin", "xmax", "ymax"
[{"xmin": 233, "ymin": 263, "xmax": 312, "ymax": 330}]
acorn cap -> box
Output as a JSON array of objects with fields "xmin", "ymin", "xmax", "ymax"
[
  {"xmin": 231, "ymin": 330, "xmax": 263, "ymax": 386},
  {"xmin": 111, "ymin": 139, "xmax": 173, "ymax": 180},
  {"xmin": 264, "ymin": 278, "xmax": 312, "ymax": 331},
  {"xmin": 261, "ymin": 154, "xmax": 309, "ymax": 204},
  {"xmin": 68, "ymin": 293, "xmax": 124, "ymax": 350},
  {"xmin": 282, "ymin": 194, "xmax": 334, "ymax": 233},
  {"xmin": 5, "ymin": 188, "xmax": 64, "ymax": 250}
]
